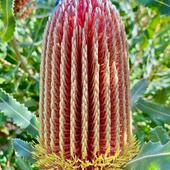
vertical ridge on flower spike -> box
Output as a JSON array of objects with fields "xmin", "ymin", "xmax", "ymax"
[
  {"xmin": 70, "ymin": 11, "xmax": 78, "ymax": 157},
  {"xmin": 43, "ymin": 12, "xmax": 58, "ymax": 151},
  {"xmin": 98, "ymin": 8, "xmax": 106, "ymax": 154},
  {"xmin": 74, "ymin": 26, "xmax": 83, "ymax": 159},
  {"xmin": 105, "ymin": 58, "xmax": 111, "ymax": 150},
  {"xmin": 70, "ymin": 1, "xmax": 82, "ymax": 158},
  {"xmin": 39, "ymin": 17, "xmax": 51, "ymax": 145},
  {"xmin": 64, "ymin": 4, "xmax": 77, "ymax": 159},
  {"xmin": 59, "ymin": 13, "xmax": 68, "ymax": 154},
  {"xmin": 50, "ymin": 6, "xmax": 64, "ymax": 153},
  {"xmin": 109, "ymin": 60, "xmax": 120, "ymax": 155},
  {"xmin": 119, "ymin": 20, "xmax": 128, "ymax": 145},
  {"xmin": 110, "ymin": 6, "xmax": 126, "ymax": 150},
  {"xmin": 120, "ymin": 20, "xmax": 132, "ymax": 141},
  {"xmin": 103, "ymin": 34, "xmax": 111, "ymax": 153},
  {"xmin": 104, "ymin": 2, "xmax": 120, "ymax": 154},
  {"xmin": 81, "ymin": 28, "xmax": 88, "ymax": 159},
  {"xmin": 117, "ymin": 14, "xmax": 128, "ymax": 146},
  {"xmin": 87, "ymin": 8, "xmax": 100, "ymax": 160},
  {"xmin": 98, "ymin": 9, "xmax": 111, "ymax": 154},
  {"xmin": 60, "ymin": 2, "xmax": 76, "ymax": 158}
]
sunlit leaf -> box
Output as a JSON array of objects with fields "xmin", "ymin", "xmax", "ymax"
[
  {"xmin": 136, "ymin": 98, "xmax": 170, "ymax": 124},
  {"xmin": 0, "ymin": 88, "xmax": 32, "ymax": 128},
  {"xmin": 0, "ymin": 88, "xmax": 39, "ymax": 135},
  {"xmin": 150, "ymin": 126, "xmax": 169, "ymax": 144},
  {"xmin": 131, "ymin": 79, "xmax": 149, "ymax": 110},
  {"xmin": 125, "ymin": 141, "xmax": 170, "ymax": 170},
  {"xmin": 0, "ymin": 0, "xmax": 16, "ymax": 42}
]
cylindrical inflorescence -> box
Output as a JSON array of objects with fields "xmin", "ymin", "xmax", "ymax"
[
  {"xmin": 38, "ymin": 0, "xmax": 135, "ymax": 169},
  {"xmin": 13, "ymin": 0, "xmax": 35, "ymax": 18}
]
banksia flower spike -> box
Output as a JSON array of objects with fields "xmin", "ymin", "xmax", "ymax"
[
  {"xmin": 35, "ymin": 0, "xmax": 139, "ymax": 169},
  {"xmin": 13, "ymin": 0, "xmax": 35, "ymax": 19}
]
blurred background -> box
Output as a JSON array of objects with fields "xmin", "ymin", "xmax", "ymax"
[{"xmin": 0, "ymin": 0, "xmax": 170, "ymax": 169}]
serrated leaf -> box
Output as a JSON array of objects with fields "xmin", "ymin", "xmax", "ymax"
[
  {"xmin": 0, "ymin": 89, "xmax": 39, "ymax": 135},
  {"xmin": 131, "ymin": 79, "xmax": 149, "ymax": 110},
  {"xmin": 136, "ymin": 98, "xmax": 170, "ymax": 124},
  {"xmin": 0, "ymin": 0, "xmax": 16, "ymax": 42},
  {"xmin": 125, "ymin": 141, "xmax": 170, "ymax": 170},
  {"xmin": 137, "ymin": 0, "xmax": 170, "ymax": 15},
  {"xmin": 25, "ymin": 115, "xmax": 39, "ymax": 138},
  {"xmin": 12, "ymin": 138, "xmax": 35, "ymax": 163},
  {"xmin": 150, "ymin": 127, "xmax": 169, "ymax": 144}
]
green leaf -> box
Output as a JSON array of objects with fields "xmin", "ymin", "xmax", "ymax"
[
  {"xmin": 15, "ymin": 157, "xmax": 32, "ymax": 170},
  {"xmin": 0, "ymin": 112, "xmax": 7, "ymax": 127},
  {"xmin": 12, "ymin": 138, "xmax": 34, "ymax": 163},
  {"xmin": 150, "ymin": 127, "xmax": 169, "ymax": 144},
  {"xmin": 0, "ymin": 0, "xmax": 16, "ymax": 42},
  {"xmin": 136, "ymin": 98, "xmax": 170, "ymax": 124},
  {"xmin": 0, "ymin": 88, "xmax": 39, "ymax": 133},
  {"xmin": 131, "ymin": 79, "xmax": 149, "ymax": 110},
  {"xmin": 125, "ymin": 141, "xmax": 170, "ymax": 170},
  {"xmin": 137, "ymin": 0, "xmax": 170, "ymax": 15},
  {"xmin": 4, "ymin": 142, "xmax": 14, "ymax": 160},
  {"xmin": 0, "ymin": 88, "xmax": 32, "ymax": 128},
  {"xmin": 25, "ymin": 115, "xmax": 39, "ymax": 138}
]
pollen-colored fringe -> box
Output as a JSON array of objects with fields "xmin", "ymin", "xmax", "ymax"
[{"xmin": 33, "ymin": 137, "xmax": 139, "ymax": 170}]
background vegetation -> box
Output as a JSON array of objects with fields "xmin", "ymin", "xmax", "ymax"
[{"xmin": 0, "ymin": 0, "xmax": 170, "ymax": 169}]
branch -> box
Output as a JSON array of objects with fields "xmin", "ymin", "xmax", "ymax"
[
  {"xmin": 0, "ymin": 57, "xmax": 24, "ymax": 74},
  {"xmin": 11, "ymin": 37, "xmax": 35, "ymax": 79}
]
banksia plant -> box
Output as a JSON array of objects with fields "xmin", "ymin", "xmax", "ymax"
[
  {"xmin": 13, "ymin": 0, "xmax": 35, "ymax": 19},
  {"xmin": 35, "ymin": 0, "xmax": 139, "ymax": 169}
]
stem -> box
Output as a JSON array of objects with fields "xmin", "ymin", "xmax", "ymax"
[
  {"xmin": 0, "ymin": 57, "xmax": 24, "ymax": 74},
  {"xmin": 11, "ymin": 37, "xmax": 34, "ymax": 79}
]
